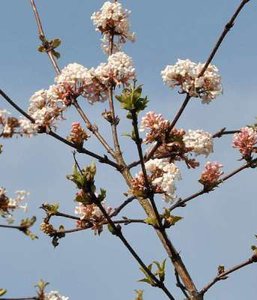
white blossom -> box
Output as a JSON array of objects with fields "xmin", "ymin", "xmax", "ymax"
[
  {"xmin": 161, "ymin": 59, "xmax": 222, "ymax": 103},
  {"xmin": 183, "ymin": 129, "xmax": 213, "ymax": 156},
  {"xmin": 107, "ymin": 51, "xmax": 136, "ymax": 84},
  {"xmin": 91, "ymin": 1, "xmax": 135, "ymax": 53},
  {"xmin": 145, "ymin": 158, "xmax": 181, "ymax": 202},
  {"xmin": 44, "ymin": 291, "xmax": 69, "ymax": 300}
]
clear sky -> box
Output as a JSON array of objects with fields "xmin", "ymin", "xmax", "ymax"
[{"xmin": 1, "ymin": 1, "xmax": 257, "ymax": 300}]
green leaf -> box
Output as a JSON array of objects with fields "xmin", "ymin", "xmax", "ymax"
[
  {"xmin": 37, "ymin": 45, "xmax": 46, "ymax": 53},
  {"xmin": 0, "ymin": 289, "xmax": 7, "ymax": 297},
  {"xmin": 52, "ymin": 49, "xmax": 60, "ymax": 59},
  {"xmin": 115, "ymin": 84, "xmax": 148, "ymax": 117},
  {"xmin": 98, "ymin": 188, "xmax": 106, "ymax": 202},
  {"xmin": 19, "ymin": 216, "xmax": 38, "ymax": 240},
  {"xmin": 51, "ymin": 38, "xmax": 62, "ymax": 48}
]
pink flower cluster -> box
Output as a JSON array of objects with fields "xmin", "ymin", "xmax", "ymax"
[
  {"xmin": 75, "ymin": 201, "xmax": 112, "ymax": 235},
  {"xmin": 199, "ymin": 161, "xmax": 223, "ymax": 188},
  {"xmin": 140, "ymin": 111, "xmax": 169, "ymax": 143},
  {"xmin": 161, "ymin": 59, "xmax": 222, "ymax": 103},
  {"xmin": 91, "ymin": 1, "xmax": 135, "ymax": 54},
  {"xmin": 232, "ymin": 127, "xmax": 257, "ymax": 157},
  {"xmin": 67, "ymin": 122, "xmax": 89, "ymax": 146}
]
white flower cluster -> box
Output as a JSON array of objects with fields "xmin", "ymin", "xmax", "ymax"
[
  {"xmin": 75, "ymin": 202, "xmax": 104, "ymax": 220},
  {"xmin": 55, "ymin": 53, "xmax": 135, "ymax": 102},
  {"xmin": 44, "ymin": 291, "xmax": 69, "ymax": 300},
  {"xmin": 7, "ymin": 190, "xmax": 29, "ymax": 212},
  {"xmin": 24, "ymin": 89, "xmax": 66, "ymax": 133},
  {"xmin": 106, "ymin": 51, "xmax": 136, "ymax": 84},
  {"xmin": 161, "ymin": 59, "xmax": 222, "ymax": 103},
  {"xmin": 25, "ymin": 52, "xmax": 135, "ymax": 131},
  {"xmin": 145, "ymin": 159, "xmax": 181, "ymax": 202},
  {"xmin": 183, "ymin": 129, "xmax": 213, "ymax": 157},
  {"xmin": 91, "ymin": 1, "xmax": 135, "ymax": 54}
]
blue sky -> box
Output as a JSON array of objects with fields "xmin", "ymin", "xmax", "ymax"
[{"xmin": 1, "ymin": 1, "xmax": 257, "ymax": 299}]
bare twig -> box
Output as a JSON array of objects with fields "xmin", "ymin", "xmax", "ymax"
[
  {"xmin": 198, "ymin": 0, "xmax": 251, "ymax": 77},
  {"xmin": 200, "ymin": 255, "xmax": 257, "ymax": 295},
  {"xmin": 212, "ymin": 128, "xmax": 240, "ymax": 138},
  {"xmin": 29, "ymin": 0, "xmax": 60, "ymax": 74},
  {"xmin": 110, "ymin": 196, "xmax": 136, "ymax": 217},
  {"xmin": 0, "ymin": 224, "xmax": 26, "ymax": 230}
]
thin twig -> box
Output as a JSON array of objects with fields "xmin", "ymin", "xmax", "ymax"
[
  {"xmin": 29, "ymin": 0, "xmax": 61, "ymax": 74},
  {"xmin": 169, "ymin": 161, "xmax": 251, "ymax": 212},
  {"xmin": 200, "ymin": 255, "xmax": 257, "ymax": 295},
  {"xmin": 212, "ymin": 127, "xmax": 240, "ymax": 138},
  {"xmin": 72, "ymin": 100, "xmax": 115, "ymax": 157},
  {"xmin": 198, "ymin": 0, "xmax": 251, "ymax": 77},
  {"xmin": 0, "ymin": 224, "xmax": 25, "ymax": 230},
  {"xmin": 110, "ymin": 196, "xmax": 136, "ymax": 217},
  {"xmin": 1, "ymin": 298, "xmax": 37, "ymax": 300},
  {"xmin": 175, "ymin": 269, "xmax": 190, "ymax": 299}
]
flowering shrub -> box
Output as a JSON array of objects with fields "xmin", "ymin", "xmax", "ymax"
[{"xmin": 0, "ymin": 1, "xmax": 256, "ymax": 300}]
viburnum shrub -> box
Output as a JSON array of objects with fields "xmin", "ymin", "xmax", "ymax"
[{"xmin": 0, "ymin": 1, "xmax": 256, "ymax": 300}]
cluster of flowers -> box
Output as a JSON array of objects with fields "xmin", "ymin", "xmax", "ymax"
[
  {"xmin": 75, "ymin": 200, "xmax": 113, "ymax": 235},
  {"xmin": 131, "ymin": 158, "xmax": 181, "ymax": 202},
  {"xmin": 67, "ymin": 122, "xmax": 89, "ymax": 146},
  {"xmin": 44, "ymin": 291, "xmax": 69, "ymax": 300},
  {"xmin": 199, "ymin": 161, "xmax": 223, "ymax": 189},
  {"xmin": 91, "ymin": 1, "xmax": 135, "ymax": 54},
  {"xmin": 1, "ymin": 51, "xmax": 136, "ymax": 137},
  {"xmin": 131, "ymin": 111, "xmax": 221, "ymax": 201},
  {"xmin": 0, "ymin": 188, "xmax": 29, "ymax": 222},
  {"xmin": 232, "ymin": 127, "xmax": 257, "ymax": 158},
  {"xmin": 161, "ymin": 59, "xmax": 222, "ymax": 103},
  {"xmin": 140, "ymin": 111, "xmax": 213, "ymax": 158}
]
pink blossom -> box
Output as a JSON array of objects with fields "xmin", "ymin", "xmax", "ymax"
[
  {"xmin": 232, "ymin": 127, "xmax": 257, "ymax": 157},
  {"xmin": 199, "ymin": 161, "xmax": 223, "ymax": 188},
  {"xmin": 140, "ymin": 111, "xmax": 169, "ymax": 143}
]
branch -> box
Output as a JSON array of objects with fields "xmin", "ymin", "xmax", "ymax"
[
  {"xmin": 95, "ymin": 199, "xmax": 176, "ymax": 300},
  {"xmin": 169, "ymin": 160, "xmax": 251, "ymax": 212},
  {"xmin": 200, "ymin": 255, "xmax": 257, "ymax": 296},
  {"xmin": 0, "ymin": 224, "xmax": 25, "ymax": 230},
  {"xmin": 0, "ymin": 298, "xmax": 37, "ymax": 300},
  {"xmin": 0, "ymin": 89, "xmax": 120, "ymax": 170},
  {"xmin": 130, "ymin": 110, "xmax": 163, "ymax": 228},
  {"xmin": 212, "ymin": 127, "xmax": 240, "ymax": 138},
  {"xmin": 175, "ymin": 269, "xmax": 190, "ymax": 299},
  {"xmin": 110, "ymin": 196, "xmax": 136, "ymax": 217},
  {"xmin": 198, "ymin": 0, "xmax": 250, "ymax": 77}
]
